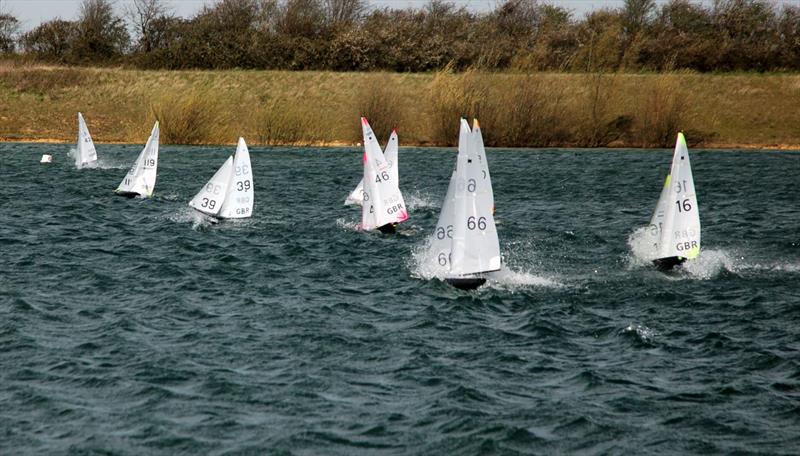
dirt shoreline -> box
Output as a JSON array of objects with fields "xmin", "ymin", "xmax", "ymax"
[{"xmin": 2, "ymin": 137, "xmax": 798, "ymax": 151}]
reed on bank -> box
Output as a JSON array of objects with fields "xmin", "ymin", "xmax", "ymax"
[{"xmin": 1, "ymin": 63, "xmax": 799, "ymax": 149}]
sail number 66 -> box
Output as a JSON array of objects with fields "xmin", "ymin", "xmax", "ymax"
[
  {"xmin": 467, "ymin": 216, "xmax": 487, "ymax": 230},
  {"xmin": 435, "ymin": 225, "xmax": 453, "ymax": 239}
]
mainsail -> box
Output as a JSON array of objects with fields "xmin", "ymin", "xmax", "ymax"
[
  {"xmin": 188, "ymin": 138, "xmax": 254, "ymax": 219},
  {"xmin": 450, "ymin": 118, "xmax": 501, "ymax": 275},
  {"xmin": 471, "ymin": 119, "xmax": 494, "ymax": 212},
  {"xmin": 115, "ymin": 122, "xmax": 160, "ymax": 197},
  {"xmin": 345, "ymin": 129, "xmax": 399, "ymax": 206},
  {"xmin": 648, "ymin": 132, "xmax": 701, "ymax": 261},
  {"xmin": 189, "ymin": 156, "xmax": 234, "ymax": 217},
  {"xmin": 431, "ymin": 170, "xmax": 457, "ymax": 275},
  {"xmin": 75, "ymin": 112, "xmax": 98, "ymax": 169},
  {"xmin": 217, "ymin": 138, "xmax": 254, "ymax": 219},
  {"xmin": 360, "ymin": 118, "xmax": 408, "ymax": 230}
]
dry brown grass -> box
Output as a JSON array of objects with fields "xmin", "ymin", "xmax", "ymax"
[
  {"xmin": 151, "ymin": 89, "xmax": 222, "ymax": 145},
  {"xmin": 354, "ymin": 74, "xmax": 408, "ymax": 144},
  {"xmin": 1, "ymin": 65, "xmax": 799, "ymax": 148}
]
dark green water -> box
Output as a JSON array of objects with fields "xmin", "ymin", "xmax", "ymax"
[{"xmin": 2, "ymin": 143, "xmax": 799, "ymax": 454}]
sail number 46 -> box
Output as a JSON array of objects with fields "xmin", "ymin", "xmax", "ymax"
[{"xmin": 375, "ymin": 171, "xmax": 390, "ymax": 183}]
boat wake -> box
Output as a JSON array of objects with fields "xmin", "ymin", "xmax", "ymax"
[
  {"xmin": 484, "ymin": 268, "xmax": 560, "ymax": 290},
  {"xmin": 408, "ymin": 239, "xmax": 559, "ymax": 289},
  {"xmin": 627, "ymin": 226, "xmax": 740, "ymax": 278},
  {"xmin": 169, "ymin": 207, "xmax": 217, "ymax": 230},
  {"xmin": 679, "ymin": 249, "xmax": 737, "ymax": 279},
  {"xmin": 627, "ymin": 226, "xmax": 659, "ymax": 265},
  {"xmin": 404, "ymin": 190, "xmax": 438, "ymax": 210},
  {"xmin": 627, "ymin": 230, "xmax": 799, "ymax": 278},
  {"xmin": 65, "ymin": 148, "xmax": 126, "ymax": 169},
  {"xmin": 335, "ymin": 217, "xmax": 361, "ymax": 232},
  {"xmin": 620, "ymin": 323, "xmax": 658, "ymax": 345},
  {"xmin": 94, "ymin": 158, "xmax": 129, "ymax": 169}
]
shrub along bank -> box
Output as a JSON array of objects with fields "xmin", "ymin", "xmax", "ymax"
[{"xmin": 1, "ymin": 64, "xmax": 799, "ymax": 148}]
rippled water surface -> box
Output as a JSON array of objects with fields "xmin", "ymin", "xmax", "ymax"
[{"xmin": 2, "ymin": 143, "xmax": 799, "ymax": 454}]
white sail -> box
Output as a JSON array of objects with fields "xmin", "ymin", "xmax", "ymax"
[
  {"xmin": 385, "ymin": 129, "xmax": 399, "ymax": 184},
  {"xmin": 189, "ymin": 156, "xmax": 234, "ymax": 217},
  {"xmin": 470, "ymin": 119, "xmax": 494, "ymax": 215},
  {"xmin": 650, "ymin": 132, "xmax": 701, "ymax": 260},
  {"xmin": 360, "ymin": 118, "xmax": 408, "ymax": 230},
  {"xmin": 345, "ymin": 129, "xmax": 399, "ymax": 206},
  {"xmin": 217, "ymin": 138, "xmax": 254, "ymax": 219},
  {"xmin": 75, "ymin": 112, "xmax": 98, "ymax": 168},
  {"xmin": 450, "ymin": 118, "xmax": 501, "ymax": 276},
  {"xmin": 345, "ymin": 179, "xmax": 365, "ymax": 206},
  {"xmin": 430, "ymin": 170, "xmax": 457, "ymax": 274},
  {"xmin": 647, "ymin": 173, "xmax": 672, "ymax": 255},
  {"xmin": 115, "ymin": 122, "xmax": 159, "ymax": 197},
  {"xmin": 472, "ymin": 119, "xmax": 494, "ymax": 210}
]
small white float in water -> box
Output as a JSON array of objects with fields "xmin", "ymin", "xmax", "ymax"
[{"xmin": 40, "ymin": 154, "xmax": 53, "ymax": 163}]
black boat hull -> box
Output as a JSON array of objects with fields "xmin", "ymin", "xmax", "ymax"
[
  {"xmin": 445, "ymin": 277, "xmax": 487, "ymax": 290},
  {"xmin": 653, "ymin": 256, "xmax": 686, "ymax": 271},
  {"xmin": 114, "ymin": 191, "xmax": 140, "ymax": 199},
  {"xmin": 377, "ymin": 223, "xmax": 397, "ymax": 234}
]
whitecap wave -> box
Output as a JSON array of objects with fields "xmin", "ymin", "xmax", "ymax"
[
  {"xmin": 93, "ymin": 158, "xmax": 129, "ymax": 170},
  {"xmin": 335, "ymin": 217, "xmax": 361, "ymax": 232},
  {"xmin": 679, "ymin": 249, "xmax": 737, "ymax": 279},
  {"xmin": 66, "ymin": 147, "xmax": 128, "ymax": 169},
  {"xmin": 621, "ymin": 323, "xmax": 657, "ymax": 344},
  {"xmin": 405, "ymin": 191, "xmax": 438, "ymax": 210},
  {"xmin": 408, "ymin": 238, "xmax": 558, "ymax": 289},
  {"xmin": 484, "ymin": 268, "xmax": 560, "ymax": 289},
  {"xmin": 168, "ymin": 207, "xmax": 216, "ymax": 230},
  {"xmin": 627, "ymin": 226, "xmax": 660, "ymax": 265}
]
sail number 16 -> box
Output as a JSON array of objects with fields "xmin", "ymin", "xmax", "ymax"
[{"xmin": 675, "ymin": 199, "xmax": 692, "ymax": 213}]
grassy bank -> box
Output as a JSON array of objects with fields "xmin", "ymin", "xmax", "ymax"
[{"xmin": 1, "ymin": 63, "xmax": 799, "ymax": 148}]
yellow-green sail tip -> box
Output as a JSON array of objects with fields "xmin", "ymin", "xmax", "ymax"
[
  {"xmin": 663, "ymin": 174, "xmax": 671, "ymax": 189},
  {"xmin": 677, "ymin": 131, "xmax": 687, "ymax": 145},
  {"xmin": 686, "ymin": 246, "xmax": 700, "ymax": 259}
]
